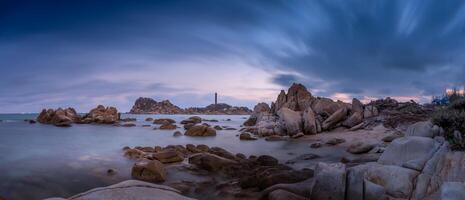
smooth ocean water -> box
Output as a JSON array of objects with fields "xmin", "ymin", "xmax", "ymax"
[{"xmin": 0, "ymin": 114, "xmax": 315, "ymax": 200}]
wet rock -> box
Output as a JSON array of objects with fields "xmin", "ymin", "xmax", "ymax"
[
  {"xmin": 107, "ymin": 168, "xmax": 116, "ymax": 176},
  {"xmin": 173, "ymin": 131, "xmax": 182, "ymax": 137},
  {"xmin": 347, "ymin": 142, "xmax": 375, "ymax": 154},
  {"xmin": 152, "ymin": 150, "xmax": 184, "ymax": 163},
  {"xmin": 196, "ymin": 144, "xmax": 210, "ymax": 152},
  {"xmin": 184, "ymin": 125, "xmax": 216, "ymax": 136},
  {"xmin": 185, "ymin": 144, "xmax": 199, "ymax": 153},
  {"xmin": 183, "ymin": 123, "xmax": 195, "ymax": 130},
  {"xmin": 181, "ymin": 116, "xmax": 202, "ymax": 124},
  {"xmin": 131, "ymin": 159, "xmax": 166, "ymax": 183},
  {"xmin": 145, "ymin": 117, "xmax": 153, "ymax": 121},
  {"xmin": 208, "ymin": 147, "xmax": 236, "ymax": 160},
  {"xmin": 122, "ymin": 146, "xmax": 131, "ymax": 151},
  {"xmin": 311, "ymin": 162, "xmax": 346, "ymax": 200},
  {"xmin": 257, "ymin": 155, "xmax": 278, "ymax": 166},
  {"xmin": 224, "ymin": 127, "xmax": 237, "ymax": 130},
  {"xmin": 265, "ymin": 135, "xmax": 287, "ymax": 141},
  {"xmin": 82, "ymin": 105, "xmax": 119, "ymax": 124},
  {"xmin": 120, "ymin": 118, "xmax": 136, "ymax": 122},
  {"xmin": 124, "ymin": 148, "xmax": 146, "ymax": 159},
  {"xmin": 310, "ymin": 142, "xmax": 322, "ymax": 148},
  {"xmin": 326, "ymin": 138, "xmax": 346, "ymax": 145},
  {"xmin": 153, "ymin": 118, "xmax": 176, "ymax": 125},
  {"xmin": 239, "ymin": 133, "xmax": 257, "ymax": 140},
  {"xmin": 122, "ymin": 123, "xmax": 136, "ymax": 127},
  {"xmin": 188, "ymin": 153, "xmax": 238, "ymax": 172},
  {"xmin": 213, "ymin": 125, "xmax": 223, "ymax": 130},
  {"xmin": 160, "ymin": 123, "xmax": 177, "ymax": 130},
  {"xmin": 142, "ymin": 125, "xmax": 151, "ymax": 127}
]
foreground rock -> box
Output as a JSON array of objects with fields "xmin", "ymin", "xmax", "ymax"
[
  {"xmin": 44, "ymin": 180, "xmax": 194, "ymax": 200},
  {"xmin": 131, "ymin": 159, "xmax": 166, "ymax": 183},
  {"xmin": 37, "ymin": 107, "xmax": 78, "ymax": 127},
  {"xmin": 184, "ymin": 125, "xmax": 216, "ymax": 136}
]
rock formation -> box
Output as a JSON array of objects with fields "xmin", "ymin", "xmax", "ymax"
[
  {"xmin": 129, "ymin": 97, "xmax": 252, "ymax": 115},
  {"xmin": 37, "ymin": 105, "xmax": 120, "ymax": 126},
  {"xmin": 130, "ymin": 97, "xmax": 184, "ymax": 114}
]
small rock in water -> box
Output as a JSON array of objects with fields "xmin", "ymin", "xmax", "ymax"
[
  {"xmin": 265, "ymin": 135, "xmax": 287, "ymax": 141},
  {"xmin": 173, "ymin": 131, "xmax": 182, "ymax": 137},
  {"xmin": 106, "ymin": 169, "xmax": 116, "ymax": 175},
  {"xmin": 159, "ymin": 123, "xmax": 177, "ymax": 130},
  {"xmin": 122, "ymin": 123, "xmax": 136, "ymax": 127},
  {"xmin": 213, "ymin": 125, "xmax": 223, "ymax": 130},
  {"xmin": 326, "ymin": 138, "xmax": 346, "ymax": 145},
  {"xmin": 145, "ymin": 117, "xmax": 154, "ymax": 121},
  {"xmin": 142, "ymin": 125, "xmax": 151, "ymax": 127},
  {"xmin": 239, "ymin": 133, "xmax": 257, "ymax": 140},
  {"xmin": 122, "ymin": 146, "xmax": 131, "ymax": 151},
  {"xmin": 310, "ymin": 142, "xmax": 322, "ymax": 148}
]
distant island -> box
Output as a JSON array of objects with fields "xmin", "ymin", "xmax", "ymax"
[{"xmin": 129, "ymin": 96, "xmax": 252, "ymax": 115}]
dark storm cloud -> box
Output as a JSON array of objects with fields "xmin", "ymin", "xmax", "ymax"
[{"xmin": 2, "ymin": 0, "xmax": 465, "ymax": 112}]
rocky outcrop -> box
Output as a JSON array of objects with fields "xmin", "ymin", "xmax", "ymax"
[
  {"xmin": 44, "ymin": 180, "xmax": 194, "ymax": 200},
  {"xmin": 130, "ymin": 97, "xmax": 184, "ymax": 114},
  {"xmin": 37, "ymin": 105, "xmax": 119, "ymax": 126},
  {"xmin": 277, "ymin": 108, "xmax": 303, "ymax": 136},
  {"xmin": 81, "ymin": 105, "xmax": 119, "ymax": 124},
  {"xmin": 271, "ymin": 83, "xmax": 313, "ymax": 113},
  {"xmin": 243, "ymin": 102, "xmax": 271, "ymax": 126},
  {"xmin": 130, "ymin": 97, "xmax": 252, "ymax": 115},
  {"xmin": 184, "ymin": 125, "xmax": 216, "ymax": 136},
  {"xmin": 37, "ymin": 107, "xmax": 78, "ymax": 127},
  {"xmin": 131, "ymin": 159, "xmax": 166, "ymax": 183}
]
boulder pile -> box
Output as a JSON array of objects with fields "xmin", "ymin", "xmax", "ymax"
[
  {"xmin": 243, "ymin": 83, "xmax": 377, "ymax": 136},
  {"xmin": 37, "ymin": 105, "xmax": 120, "ymax": 127}
]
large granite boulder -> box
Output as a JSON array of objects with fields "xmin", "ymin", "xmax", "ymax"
[
  {"xmin": 405, "ymin": 121, "xmax": 435, "ymax": 138},
  {"xmin": 44, "ymin": 180, "xmax": 194, "ymax": 200},
  {"xmin": 184, "ymin": 125, "xmax": 216, "ymax": 136},
  {"xmin": 82, "ymin": 105, "xmax": 119, "ymax": 124},
  {"xmin": 272, "ymin": 83, "xmax": 313, "ymax": 113},
  {"xmin": 440, "ymin": 182, "xmax": 465, "ymax": 200},
  {"xmin": 130, "ymin": 97, "xmax": 184, "ymax": 114},
  {"xmin": 302, "ymin": 107, "xmax": 317, "ymax": 134},
  {"xmin": 188, "ymin": 152, "xmax": 238, "ymax": 172},
  {"xmin": 312, "ymin": 97, "xmax": 341, "ymax": 117},
  {"xmin": 322, "ymin": 107, "xmax": 347, "ymax": 130},
  {"xmin": 277, "ymin": 108, "xmax": 303, "ymax": 136},
  {"xmin": 311, "ymin": 162, "xmax": 346, "ymax": 200},
  {"xmin": 131, "ymin": 159, "xmax": 166, "ymax": 183},
  {"xmin": 342, "ymin": 111, "xmax": 363, "ymax": 128},
  {"xmin": 352, "ymin": 98, "xmax": 364, "ymax": 114},
  {"xmin": 243, "ymin": 102, "xmax": 271, "ymax": 126},
  {"xmin": 378, "ymin": 136, "xmax": 440, "ymax": 171},
  {"xmin": 364, "ymin": 163, "xmax": 419, "ymax": 199},
  {"xmin": 363, "ymin": 105, "xmax": 379, "ymax": 118}
]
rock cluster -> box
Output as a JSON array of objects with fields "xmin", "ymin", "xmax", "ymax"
[
  {"xmin": 37, "ymin": 105, "xmax": 120, "ymax": 127},
  {"xmin": 130, "ymin": 97, "xmax": 184, "ymax": 114},
  {"xmin": 129, "ymin": 97, "xmax": 252, "ymax": 115},
  {"xmin": 243, "ymin": 83, "xmax": 377, "ymax": 136}
]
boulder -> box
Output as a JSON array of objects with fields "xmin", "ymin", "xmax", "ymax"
[
  {"xmin": 440, "ymin": 182, "xmax": 465, "ymax": 200},
  {"xmin": 257, "ymin": 155, "xmax": 279, "ymax": 166},
  {"xmin": 268, "ymin": 189, "xmax": 307, "ymax": 200},
  {"xmin": 244, "ymin": 102, "xmax": 271, "ymax": 126},
  {"xmin": 124, "ymin": 148, "xmax": 146, "ymax": 159},
  {"xmin": 145, "ymin": 117, "xmax": 154, "ymax": 121},
  {"xmin": 37, "ymin": 108, "xmax": 78, "ymax": 126},
  {"xmin": 277, "ymin": 108, "xmax": 303, "ymax": 136},
  {"xmin": 152, "ymin": 150, "xmax": 184, "ymax": 163},
  {"xmin": 44, "ymin": 180, "xmax": 194, "ymax": 200},
  {"xmin": 266, "ymin": 135, "xmax": 287, "ymax": 141},
  {"xmin": 82, "ymin": 105, "xmax": 119, "ymax": 124},
  {"xmin": 364, "ymin": 163, "xmax": 419, "ymax": 199},
  {"xmin": 352, "ymin": 98, "xmax": 364, "ymax": 114},
  {"xmin": 322, "ymin": 107, "xmax": 347, "ymax": 130},
  {"xmin": 312, "ymin": 97, "xmax": 341, "ymax": 117},
  {"xmin": 378, "ymin": 136, "xmax": 440, "ymax": 171},
  {"xmin": 405, "ymin": 121, "xmax": 435, "ymax": 138},
  {"xmin": 342, "ymin": 112, "xmax": 363, "ymax": 128},
  {"xmin": 213, "ymin": 125, "xmax": 223, "ymax": 130},
  {"xmin": 173, "ymin": 131, "xmax": 182, "ymax": 137},
  {"xmin": 381, "ymin": 133, "xmax": 403, "ymax": 142},
  {"xmin": 326, "ymin": 137, "xmax": 346, "ymax": 145},
  {"xmin": 122, "ymin": 123, "xmax": 136, "ymax": 127},
  {"xmin": 302, "ymin": 107, "xmax": 317, "ymax": 134},
  {"xmin": 311, "ymin": 162, "xmax": 346, "ymax": 200},
  {"xmin": 363, "ymin": 105, "xmax": 379, "ymax": 118},
  {"xmin": 291, "ymin": 132, "xmax": 304, "ymax": 139},
  {"xmin": 160, "ymin": 123, "xmax": 177, "ymax": 130},
  {"xmin": 184, "ymin": 125, "xmax": 216, "ymax": 136},
  {"xmin": 153, "ymin": 118, "xmax": 176, "ymax": 124},
  {"xmin": 239, "ymin": 133, "xmax": 257, "ymax": 140},
  {"xmin": 347, "ymin": 142, "xmax": 375, "ymax": 154},
  {"xmin": 188, "ymin": 153, "xmax": 238, "ymax": 172},
  {"xmin": 131, "ymin": 159, "xmax": 166, "ymax": 183}
]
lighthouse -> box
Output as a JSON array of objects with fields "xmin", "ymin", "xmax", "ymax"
[{"xmin": 215, "ymin": 92, "xmax": 218, "ymax": 105}]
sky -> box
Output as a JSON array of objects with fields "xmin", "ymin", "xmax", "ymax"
[{"xmin": 2, "ymin": 0, "xmax": 465, "ymax": 113}]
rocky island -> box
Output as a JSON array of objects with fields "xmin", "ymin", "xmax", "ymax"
[{"xmin": 129, "ymin": 97, "xmax": 252, "ymax": 115}]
